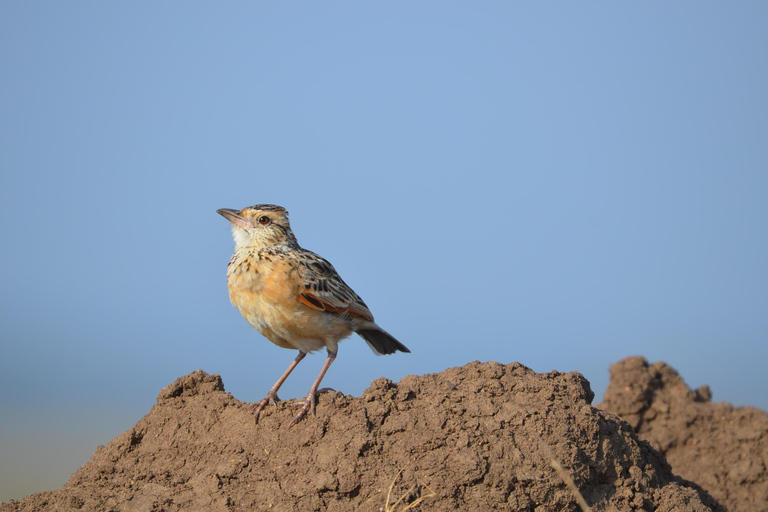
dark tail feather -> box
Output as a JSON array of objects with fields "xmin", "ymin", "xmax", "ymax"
[{"xmin": 357, "ymin": 328, "xmax": 410, "ymax": 355}]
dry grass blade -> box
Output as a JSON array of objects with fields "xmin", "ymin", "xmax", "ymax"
[
  {"xmin": 401, "ymin": 481, "xmax": 436, "ymax": 510},
  {"xmin": 384, "ymin": 467, "xmax": 437, "ymax": 512},
  {"xmin": 551, "ymin": 458, "xmax": 592, "ymax": 512}
]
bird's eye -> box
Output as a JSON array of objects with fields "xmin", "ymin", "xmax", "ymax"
[{"xmin": 258, "ymin": 216, "xmax": 271, "ymax": 225}]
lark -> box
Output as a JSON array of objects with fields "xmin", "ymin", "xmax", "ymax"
[{"xmin": 217, "ymin": 204, "xmax": 410, "ymax": 426}]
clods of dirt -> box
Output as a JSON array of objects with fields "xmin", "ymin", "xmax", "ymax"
[
  {"xmin": 599, "ymin": 356, "xmax": 768, "ymax": 512},
  {"xmin": 2, "ymin": 361, "xmax": 724, "ymax": 511}
]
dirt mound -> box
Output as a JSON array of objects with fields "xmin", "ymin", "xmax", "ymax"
[
  {"xmin": 2, "ymin": 361, "xmax": 722, "ymax": 511},
  {"xmin": 599, "ymin": 356, "xmax": 768, "ymax": 512}
]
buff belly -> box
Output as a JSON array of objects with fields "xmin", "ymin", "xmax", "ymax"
[
  {"xmin": 230, "ymin": 283, "xmax": 353, "ymax": 353},
  {"xmin": 227, "ymin": 255, "xmax": 355, "ymax": 353}
]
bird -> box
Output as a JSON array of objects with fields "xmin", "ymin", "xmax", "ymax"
[{"xmin": 217, "ymin": 204, "xmax": 410, "ymax": 426}]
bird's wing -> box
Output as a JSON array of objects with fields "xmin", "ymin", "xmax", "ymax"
[{"xmin": 295, "ymin": 251, "xmax": 374, "ymax": 321}]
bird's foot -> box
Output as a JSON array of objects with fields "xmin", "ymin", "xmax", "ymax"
[
  {"xmin": 253, "ymin": 390, "xmax": 281, "ymax": 424},
  {"xmin": 288, "ymin": 388, "xmax": 339, "ymax": 427},
  {"xmin": 289, "ymin": 392, "xmax": 316, "ymax": 427}
]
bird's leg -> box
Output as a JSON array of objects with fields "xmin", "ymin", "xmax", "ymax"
[
  {"xmin": 254, "ymin": 351, "xmax": 306, "ymax": 424},
  {"xmin": 290, "ymin": 348, "xmax": 337, "ymax": 427}
]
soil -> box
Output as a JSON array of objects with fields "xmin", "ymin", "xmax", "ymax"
[
  {"xmin": 0, "ymin": 360, "xmax": 733, "ymax": 511},
  {"xmin": 598, "ymin": 356, "xmax": 768, "ymax": 512}
]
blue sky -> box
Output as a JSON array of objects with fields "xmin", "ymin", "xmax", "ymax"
[{"xmin": 2, "ymin": 2, "xmax": 767, "ymax": 502}]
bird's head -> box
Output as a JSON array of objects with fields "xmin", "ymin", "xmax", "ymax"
[{"xmin": 217, "ymin": 204, "xmax": 297, "ymax": 250}]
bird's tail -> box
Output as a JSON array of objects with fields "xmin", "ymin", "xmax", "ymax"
[{"xmin": 356, "ymin": 326, "xmax": 410, "ymax": 355}]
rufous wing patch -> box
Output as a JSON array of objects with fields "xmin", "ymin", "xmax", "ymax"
[
  {"xmin": 298, "ymin": 292, "xmax": 374, "ymax": 321},
  {"xmin": 299, "ymin": 293, "xmax": 326, "ymax": 311}
]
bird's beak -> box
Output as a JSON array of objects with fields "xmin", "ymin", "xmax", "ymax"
[{"xmin": 217, "ymin": 208, "xmax": 254, "ymax": 231}]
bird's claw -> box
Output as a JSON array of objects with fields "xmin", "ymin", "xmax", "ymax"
[
  {"xmin": 253, "ymin": 391, "xmax": 281, "ymax": 424},
  {"xmin": 289, "ymin": 393, "xmax": 316, "ymax": 427}
]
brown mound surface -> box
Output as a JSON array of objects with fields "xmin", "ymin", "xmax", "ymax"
[
  {"xmin": 599, "ymin": 356, "xmax": 768, "ymax": 512},
  {"xmin": 1, "ymin": 361, "xmax": 722, "ymax": 511}
]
